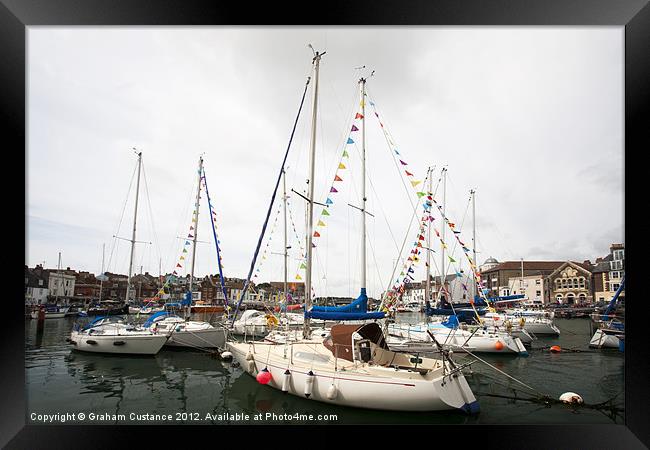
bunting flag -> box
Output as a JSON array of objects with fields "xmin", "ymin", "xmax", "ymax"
[
  {"xmin": 188, "ymin": 234, "xmax": 194, "ymax": 238},
  {"xmin": 342, "ymin": 150, "xmax": 349, "ymax": 158},
  {"xmin": 180, "ymin": 256, "xmax": 185, "ymax": 260},
  {"xmin": 326, "ymin": 198, "xmax": 333, "ymax": 205},
  {"xmin": 182, "ymin": 248, "xmax": 188, "ymax": 253},
  {"xmin": 347, "ymin": 138, "xmax": 354, "ymax": 144},
  {"xmin": 176, "ymin": 263, "xmax": 182, "ymax": 268},
  {"xmin": 399, "ymin": 160, "xmax": 407, "ymax": 165},
  {"xmin": 355, "ymin": 113, "xmax": 364, "ymax": 119},
  {"xmin": 330, "ymin": 187, "xmax": 338, "ymax": 193},
  {"xmin": 317, "ymin": 220, "xmax": 326, "ymax": 227},
  {"xmin": 416, "ymin": 192, "xmax": 426, "ymax": 197},
  {"xmin": 411, "ymin": 180, "xmax": 421, "ymax": 187},
  {"xmin": 296, "ymin": 274, "xmax": 302, "ymax": 280},
  {"xmin": 351, "ymin": 125, "xmax": 359, "ymax": 131},
  {"xmin": 334, "ymin": 174, "xmax": 343, "ymax": 181},
  {"xmin": 338, "ymin": 163, "xmax": 346, "ymax": 169},
  {"xmin": 190, "ymin": 226, "xmax": 194, "ymax": 230},
  {"xmin": 321, "ymin": 209, "xmax": 330, "ymax": 216},
  {"xmin": 300, "ymin": 262, "xmax": 307, "ymax": 269},
  {"xmin": 405, "ymin": 170, "xmax": 413, "ymax": 177}
]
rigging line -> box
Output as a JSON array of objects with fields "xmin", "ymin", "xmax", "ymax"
[
  {"xmin": 140, "ymin": 161, "xmax": 163, "ymax": 271},
  {"xmin": 106, "ymin": 160, "xmax": 138, "ymax": 274},
  {"xmin": 232, "ymin": 75, "xmax": 311, "ymax": 324},
  {"xmin": 381, "ymin": 168, "xmax": 435, "ymax": 303},
  {"xmin": 366, "ymin": 228, "xmax": 386, "ymax": 299},
  {"xmin": 164, "ymin": 170, "xmax": 196, "ymax": 277}
]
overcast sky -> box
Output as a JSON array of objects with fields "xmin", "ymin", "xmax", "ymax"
[{"xmin": 27, "ymin": 27, "xmax": 623, "ymax": 299}]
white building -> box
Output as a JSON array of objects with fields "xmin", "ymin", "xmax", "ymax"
[
  {"xmin": 507, "ymin": 274, "xmax": 545, "ymax": 304},
  {"xmin": 48, "ymin": 272, "xmax": 76, "ymax": 302}
]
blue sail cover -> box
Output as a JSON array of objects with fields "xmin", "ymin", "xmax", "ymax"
[
  {"xmin": 487, "ymin": 294, "xmax": 525, "ymax": 302},
  {"xmin": 143, "ymin": 311, "xmax": 170, "ymax": 328},
  {"xmin": 181, "ymin": 291, "xmax": 192, "ymax": 306},
  {"xmin": 305, "ymin": 288, "xmax": 385, "ymax": 320},
  {"xmin": 442, "ymin": 315, "xmax": 460, "ymax": 329}
]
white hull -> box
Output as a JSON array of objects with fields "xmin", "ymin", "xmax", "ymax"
[
  {"xmin": 166, "ymin": 327, "xmax": 227, "ymax": 348},
  {"xmin": 70, "ymin": 330, "xmax": 168, "ymax": 355},
  {"xmin": 388, "ymin": 323, "xmax": 528, "ymax": 355},
  {"xmin": 227, "ymin": 341, "xmax": 479, "ymax": 412},
  {"xmin": 482, "ymin": 313, "xmax": 560, "ymax": 336},
  {"xmin": 589, "ymin": 329, "xmax": 621, "ymax": 348}
]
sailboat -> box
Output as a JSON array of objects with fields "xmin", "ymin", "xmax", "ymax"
[
  {"xmin": 69, "ymin": 151, "xmax": 170, "ymax": 355},
  {"xmin": 31, "ymin": 252, "xmax": 71, "ymax": 319},
  {"xmin": 228, "ymin": 52, "xmax": 479, "ymax": 412},
  {"xmin": 589, "ymin": 276, "xmax": 625, "ymax": 349},
  {"xmin": 146, "ymin": 156, "xmax": 228, "ymax": 350}
]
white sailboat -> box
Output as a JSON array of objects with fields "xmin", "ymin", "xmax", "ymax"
[
  {"xmin": 228, "ymin": 53, "xmax": 479, "ymax": 413},
  {"xmin": 70, "ymin": 151, "xmax": 169, "ymax": 355}
]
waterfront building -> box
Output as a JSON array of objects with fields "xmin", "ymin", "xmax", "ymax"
[
  {"xmin": 24, "ymin": 265, "xmax": 50, "ymax": 305},
  {"xmin": 592, "ymin": 243, "xmax": 625, "ymax": 304},
  {"xmin": 508, "ymin": 274, "xmax": 546, "ymax": 304},
  {"xmin": 546, "ymin": 261, "xmax": 594, "ymax": 304},
  {"xmin": 47, "ymin": 268, "xmax": 76, "ymax": 304}
]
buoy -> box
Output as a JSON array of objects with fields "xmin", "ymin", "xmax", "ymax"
[
  {"xmin": 220, "ymin": 351, "xmax": 233, "ymax": 360},
  {"xmin": 559, "ymin": 392, "xmax": 583, "ymax": 404},
  {"xmin": 281, "ymin": 369, "xmax": 291, "ymax": 393},
  {"xmin": 494, "ymin": 340, "xmax": 504, "ymax": 351},
  {"xmin": 304, "ymin": 370, "xmax": 315, "ymax": 398},
  {"xmin": 256, "ymin": 367, "xmax": 273, "ymax": 385},
  {"xmin": 326, "ymin": 383, "xmax": 338, "ymax": 400},
  {"xmin": 550, "ymin": 345, "xmax": 561, "ymax": 353}
]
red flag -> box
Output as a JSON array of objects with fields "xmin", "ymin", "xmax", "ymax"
[
  {"xmin": 334, "ymin": 175, "xmax": 343, "ymax": 181},
  {"xmin": 405, "ymin": 170, "xmax": 413, "ymax": 176},
  {"xmin": 176, "ymin": 263, "xmax": 182, "ymax": 268},
  {"xmin": 313, "ymin": 231, "xmax": 321, "ymax": 237},
  {"xmin": 355, "ymin": 113, "xmax": 364, "ymax": 119},
  {"xmin": 418, "ymin": 235, "xmax": 425, "ymax": 240}
]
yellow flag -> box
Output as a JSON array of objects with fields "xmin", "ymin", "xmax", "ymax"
[
  {"xmin": 411, "ymin": 180, "xmax": 421, "ymax": 187},
  {"xmin": 338, "ymin": 163, "xmax": 346, "ymax": 170},
  {"xmin": 317, "ymin": 220, "xmax": 326, "ymax": 227},
  {"xmin": 296, "ymin": 274, "xmax": 302, "ymax": 280}
]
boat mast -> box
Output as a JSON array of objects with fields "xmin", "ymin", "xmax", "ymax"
[
  {"xmin": 55, "ymin": 251, "xmax": 61, "ymax": 304},
  {"xmin": 471, "ymin": 189, "xmax": 476, "ymax": 301},
  {"xmin": 425, "ymin": 167, "xmax": 432, "ymax": 308},
  {"xmin": 359, "ymin": 76, "xmax": 367, "ymax": 294},
  {"xmin": 440, "ymin": 167, "xmax": 447, "ymax": 303},
  {"xmin": 520, "ymin": 257, "xmax": 524, "ymax": 297},
  {"xmin": 189, "ymin": 156, "xmax": 203, "ymax": 295},
  {"xmin": 283, "ymin": 168, "xmax": 289, "ymax": 318},
  {"xmin": 98, "ymin": 243, "xmax": 105, "ymax": 302},
  {"xmin": 304, "ymin": 49, "xmax": 324, "ymax": 339},
  {"xmin": 126, "ymin": 151, "xmax": 142, "ymax": 303}
]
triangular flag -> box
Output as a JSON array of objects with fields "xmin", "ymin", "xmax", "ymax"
[
  {"xmin": 180, "ymin": 256, "xmax": 185, "ymax": 260},
  {"xmin": 411, "ymin": 180, "xmax": 421, "ymax": 187},
  {"xmin": 326, "ymin": 198, "xmax": 333, "ymax": 205},
  {"xmin": 317, "ymin": 220, "xmax": 326, "ymax": 227},
  {"xmin": 190, "ymin": 226, "xmax": 194, "ymax": 230},
  {"xmin": 321, "ymin": 209, "xmax": 330, "ymax": 216},
  {"xmin": 342, "ymin": 150, "xmax": 349, "ymax": 158},
  {"xmin": 338, "ymin": 163, "xmax": 346, "ymax": 169},
  {"xmin": 405, "ymin": 170, "xmax": 413, "ymax": 177},
  {"xmin": 182, "ymin": 248, "xmax": 188, "ymax": 253},
  {"xmin": 399, "ymin": 160, "xmax": 407, "ymax": 165},
  {"xmin": 347, "ymin": 138, "xmax": 354, "ymax": 144},
  {"xmin": 416, "ymin": 192, "xmax": 426, "ymax": 197},
  {"xmin": 313, "ymin": 231, "xmax": 321, "ymax": 237},
  {"xmin": 188, "ymin": 234, "xmax": 194, "ymax": 238},
  {"xmin": 296, "ymin": 274, "xmax": 302, "ymax": 280},
  {"xmin": 351, "ymin": 125, "xmax": 359, "ymax": 131},
  {"xmin": 448, "ymin": 256, "xmax": 456, "ymax": 263},
  {"xmin": 176, "ymin": 263, "xmax": 182, "ymax": 268},
  {"xmin": 334, "ymin": 174, "xmax": 343, "ymax": 181},
  {"xmin": 355, "ymin": 113, "xmax": 364, "ymax": 119},
  {"xmin": 330, "ymin": 187, "xmax": 338, "ymax": 193},
  {"xmin": 300, "ymin": 262, "xmax": 307, "ymax": 269}
]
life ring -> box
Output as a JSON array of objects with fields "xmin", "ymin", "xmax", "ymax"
[{"xmin": 266, "ymin": 314, "xmax": 280, "ymax": 328}]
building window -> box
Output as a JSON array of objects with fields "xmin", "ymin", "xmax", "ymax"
[
  {"xmin": 613, "ymin": 249, "xmax": 624, "ymax": 260},
  {"xmin": 611, "ymin": 283, "xmax": 620, "ymax": 292},
  {"xmin": 536, "ymin": 279, "xmax": 541, "ymax": 285},
  {"xmin": 38, "ymin": 280, "xmax": 43, "ymax": 286},
  {"xmin": 610, "ymin": 260, "xmax": 623, "ymax": 271},
  {"xmin": 536, "ymin": 291, "xmax": 541, "ymax": 296}
]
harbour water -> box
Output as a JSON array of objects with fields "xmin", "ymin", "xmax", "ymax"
[{"xmin": 25, "ymin": 313, "xmax": 623, "ymax": 425}]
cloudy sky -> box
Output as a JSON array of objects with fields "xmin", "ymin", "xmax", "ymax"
[{"xmin": 27, "ymin": 27, "xmax": 623, "ymax": 299}]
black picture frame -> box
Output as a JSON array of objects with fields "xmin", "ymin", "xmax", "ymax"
[{"xmin": 4, "ymin": 1, "xmax": 647, "ymax": 447}]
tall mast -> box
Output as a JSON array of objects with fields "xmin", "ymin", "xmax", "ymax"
[
  {"xmin": 189, "ymin": 156, "xmax": 203, "ymax": 294},
  {"xmin": 425, "ymin": 168, "xmax": 432, "ymax": 307},
  {"xmin": 304, "ymin": 50, "xmax": 323, "ymax": 339},
  {"xmin": 55, "ymin": 251, "xmax": 61, "ymax": 303},
  {"xmin": 283, "ymin": 169, "xmax": 288, "ymax": 315},
  {"xmin": 359, "ymin": 76, "xmax": 367, "ymax": 293},
  {"xmin": 126, "ymin": 151, "xmax": 142, "ymax": 303},
  {"xmin": 520, "ymin": 257, "xmax": 524, "ymax": 296},
  {"xmin": 440, "ymin": 167, "xmax": 447, "ymax": 302},
  {"xmin": 98, "ymin": 243, "xmax": 105, "ymax": 302},
  {"xmin": 471, "ymin": 189, "xmax": 476, "ymax": 301}
]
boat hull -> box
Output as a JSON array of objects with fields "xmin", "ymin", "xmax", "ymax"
[
  {"xmin": 69, "ymin": 331, "xmax": 168, "ymax": 355},
  {"xmin": 227, "ymin": 341, "xmax": 479, "ymax": 412},
  {"xmin": 589, "ymin": 329, "xmax": 622, "ymax": 349},
  {"xmin": 166, "ymin": 327, "xmax": 227, "ymax": 348}
]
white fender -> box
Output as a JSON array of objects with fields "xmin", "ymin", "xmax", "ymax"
[
  {"xmin": 559, "ymin": 392, "xmax": 583, "ymax": 404},
  {"xmin": 282, "ymin": 369, "xmax": 291, "ymax": 393},
  {"xmin": 247, "ymin": 360, "xmax": 256, "ymax": 374},
  {"xmin": 304, "ymin": 370, "xmax": 315, "ymax": 398},
  {"xmin": 326, "ymin": 383, "xmax": 337, "ymax": 400}
]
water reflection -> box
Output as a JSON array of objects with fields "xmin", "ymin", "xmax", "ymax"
[{"xmin": 25, "ymin": 315, "xmax": 623, "ymax": 424}]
